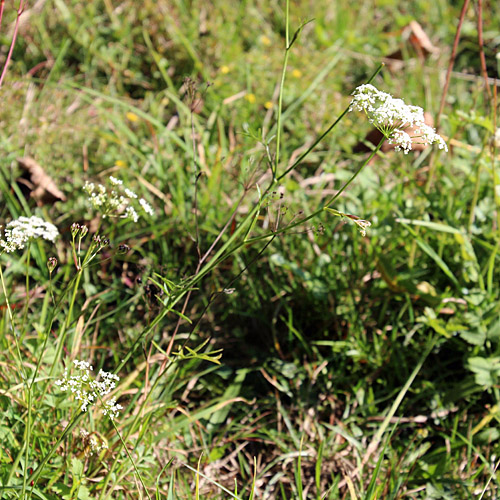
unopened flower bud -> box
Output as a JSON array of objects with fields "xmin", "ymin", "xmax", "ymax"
[
  {"xmin": 117, "ymin": 244, "xmax": 130, "ymax": 254},
  {"xmin": 79, "ymin": 225, "xmax": 89, "ymax": 238},
  {"xmin": 47, "ymin": 257, "xmax": 58, "ymax": 273},
  {"xmin": 71, "ymin": 222, "xmax": 80, "ymax": 237}
]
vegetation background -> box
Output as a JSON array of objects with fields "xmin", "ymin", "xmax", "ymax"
[{"xmin": 0, "ymin": 0, "xmax": 499, "ymax": 498}]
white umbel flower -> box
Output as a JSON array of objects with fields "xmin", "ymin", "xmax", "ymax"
[
  {"xmin": 83, "ymin": 177, "xmax": 155, "ymax": 221},
  {"xmin": 349, "ymin": 84, "xmax": 448, "ymax": 154},
  {"xmin": 139, "ymin": 198, "xmax": 154, "ymax": 216},
  {"xmin": 55, "ymin": 359, "xmax": 123, "ymax": 420},
  {"xmin": 0, "ymin": 216, "xmax": 59, "ymax": 253}
]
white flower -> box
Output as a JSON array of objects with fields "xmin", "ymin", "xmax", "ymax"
[
  {"xmin": 124, "ymin": 206, "xmax": 139, "ymax": 223},
  {"xmin": 389, "ymin": 129, "xmax": 413, "ymax": 154},
  {"xmin": 349, "ymin": 84, "xmax": 448, "ymax": 154},
  {"xmin": 353, "ymin": 218, "xmax": 371, "ymax": 237},
  {"xmin": 83, "ymin": 177, "xmax": 154, "ymax": 221},
  {"xmin": 139, "ymin": 198, "xmax": 154, "ymax": 216},
  {"xmin": 55, "ymin": 360, "xmax": 123, "ymax": 420},
  {"xmin": 102, "ymin": 398, "xmax": 123, "ymax": 421},
  {"xmin": 124, "ymin": 188, "xmax": 138, "ymax": 199},
  {"xmin": 0, "ymin": 216, "xmax": 59, "ymax": 253},
  {"xmin": 109, "ymin": 176, "xmax": 123, "ymax": 186}
]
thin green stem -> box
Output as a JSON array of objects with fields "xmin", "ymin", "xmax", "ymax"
[
  {"xmin": 277, "ymin": 63, "xmax": 384, "ymax": 182},
  {"xmin": 468, "ymin": 142, "xmax": 487, "ymax": 232},
  {"xmin": 21, "ymin": 386, "xmax": 32, "ymax": 498},
  {"xmin": 274, "ymin": 0, "xmax": 291, "ymax": 178},
  {"xmin": 247, "ymin": 137, "xmax": 386, "ymax": 245},
  {"xmin": 111, "ymin": 420, "xmax": 153, "ymax": 500},
  {"xmin": 0, "ymin": 261, "xmax": 27, "ymax": 382},
  {"xmin": 28, "ymin": 412, "xmax": 85, "ymax": 489},
  {"xmin": 47, "ymin": 268, "xmax": 83, "ymax": 379},
  {"xmin": 20, "ymin": 241, "xmax": 31, "ymax": 341},
  {"xmin": 491, "ymin": 93, "xmax": 500, "ymax": 235}
]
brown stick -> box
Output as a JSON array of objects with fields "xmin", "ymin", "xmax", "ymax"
[
  {"xmin": 0, "ymin": 0, "xmax": 5, "ymax": 32},
  {"xmin": 477, "ymin": 0, "xmax": 492, "ymax": 98},
  {"xmin": 0, "ymin": 0, "xmax": 26, "ymax": 88}
]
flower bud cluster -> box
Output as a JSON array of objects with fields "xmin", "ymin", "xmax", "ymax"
[
  {"xmin": 92, "ymin": 234, "xmax": 110, "ymax": 251},
  {"xmin": 83, "ymin": 177, "xmax": 154, "ymax": 222},
  {"xmin": 0, "ymin": 216, "xmax": 59, "ymax": 253},
  {"xmin": 55, "ymin": 360, "xmax": 123, "ymax": 420},
  {"xmin": 349, "ymin": 84, "xmax": 448, "ymax": 154},
  {"xmin": 71, "ymin": 222, "xmax": 88, "ymax": 239}
]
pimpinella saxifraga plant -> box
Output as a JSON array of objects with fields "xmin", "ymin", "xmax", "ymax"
[{"xmin": 0, "ymin": 34, "xmax": 452, "ymax": 498}]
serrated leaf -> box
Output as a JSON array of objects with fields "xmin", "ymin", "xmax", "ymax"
[
  {"xmin": 468, "ymin": 356, "xmax": 500, "ymax": 387},
  {"xmin": 487, "ymin": 319, "xmax": 500, "ymax": 342},
  {"xmin": 459, "ymin": 327, "xmax": 486, "ymax": 346}
]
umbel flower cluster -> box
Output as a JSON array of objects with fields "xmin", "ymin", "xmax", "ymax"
[
  {"xmin": 55, "ymin": 360, "xmax": 123, "ymax": 420},
  {"xmin": 349, "ymin": 84, "xmax": 448, "ymax": 154},
  {"xmin": 0, "ymin": 216, "xmax": 59, "ymax": 253},
  {"xmin": 83, "ymin": 176, "xmax": 154, "ymax": 222}
]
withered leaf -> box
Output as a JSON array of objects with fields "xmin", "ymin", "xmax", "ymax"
[
  {"xmin": 17, "ymin": 157, "xmax": 67, "ymax": 205},
  {"xmin": 386, "ymin": 21, "xmax": 440, "ymax": 71}
]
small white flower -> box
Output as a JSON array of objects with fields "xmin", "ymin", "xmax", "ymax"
[
  {"xmin": 124, "ymin": 206, "xmax": 139, "ymax": 223},
  {"xmin": 0, "ymin": 216, "xmax": 59, "ymax": 253},
  {"xmin": 102, "ymin": 398, "xmax": 123, "ymax": 421},
  {"xmin": 109, "ymin": 176, "xmax": 123, "ymax": 186},
  {"xmin": 353, "ymin": 218, "xmax": 371, "ymax": 237},
  {"xmin": 349, "ymin": 84, "xmax": 448, "ymax": 153},
  {"xmin": 389, "ymin": 129, "xmax": 413, "ymax": 154},
  {"xmin": 55, "ymin": 360, "xmax": 123, "ymax": 420},
  {"xmin": 80, "ymin": 428, "xmax": 108, "ymax": 456},
  {"xmin": 83, "ymin": 177, "xmax": 154, "ymax": 221},
  {"xmin": 139, "ymin": 198, "xmax": 154, "ymax": 216},
  {"xmin": 124, "ymin": 188, "xmax": 138, "ymax": 199}
]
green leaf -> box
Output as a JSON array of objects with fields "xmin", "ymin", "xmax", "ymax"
[
  {"xmin": 468, "ymin": 357, "xmax": 500, "ymax": 387},
  {"xmin": 71, "ymin": 457, "xmax": 84, "ymax": 477},
  {"xmin": 487, "ymin": 318, "xmax": 500, "ymax": 342}
]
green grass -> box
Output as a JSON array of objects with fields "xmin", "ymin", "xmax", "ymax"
[{"xmin": 0, "ymin": 0, "xmax": 500, "ymax": 498}]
